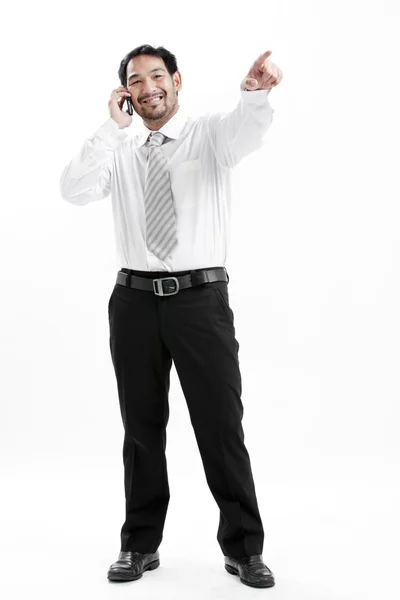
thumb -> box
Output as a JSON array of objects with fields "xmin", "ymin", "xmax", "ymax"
[{"xmin": 246, "ymin": 78, "xmax": 258, "ymax": 88}]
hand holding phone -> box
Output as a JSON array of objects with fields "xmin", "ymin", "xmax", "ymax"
[{"xmin": 108, "ymin": 86, "xmax": 133, "ymax": 129}]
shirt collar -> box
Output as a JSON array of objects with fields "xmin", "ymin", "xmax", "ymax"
[{"xmin": 135, "ymin": 104, "xmax": 188, "ymax": 147}]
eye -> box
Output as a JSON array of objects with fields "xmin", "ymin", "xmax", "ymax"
[{"xmin": 130, "ymin": 74, "xmax": 163, "ymax": 87}]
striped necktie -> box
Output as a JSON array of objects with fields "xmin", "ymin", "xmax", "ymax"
[{"xmin": 144, "ymin": 131, "xmax": 178, "ymax": 260}]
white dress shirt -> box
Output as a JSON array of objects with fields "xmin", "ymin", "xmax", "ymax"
[{"xmin": 59, "ymin": 88, "xmax": 274, "ymax": 272}]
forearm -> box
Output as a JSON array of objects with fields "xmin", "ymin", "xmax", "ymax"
[
  {"xmin": 205, "ymin": 87, "xmax": 274, "ymax": 169},
  {"xmin": 59, "ymin": 118, "xmax": 128, "ymax": 206}
]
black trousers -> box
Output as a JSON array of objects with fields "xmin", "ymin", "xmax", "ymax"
[{"xmin": 108, "ymin": 266, "xmax": 265, "ymax": 558}]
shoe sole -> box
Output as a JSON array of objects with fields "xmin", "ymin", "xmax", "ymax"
[
  {"xmin": 224, "ymin": 563, "xmax": 275, "ymax": 588},
  {"xmin": 107, "ymin": 558, "xmax": 160, "ymax": 582}
]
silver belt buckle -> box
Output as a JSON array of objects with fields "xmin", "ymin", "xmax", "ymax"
[{"xmin": 153, "ymin": 276, "xmax": 180, "ymax": 296}]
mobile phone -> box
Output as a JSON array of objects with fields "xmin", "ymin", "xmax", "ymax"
[{"xmin": 126, "ymin": 96, "xmax": 133, "ymax": 116}]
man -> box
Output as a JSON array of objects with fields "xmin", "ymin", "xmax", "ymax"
[{"xmin": 59, "ymin": 44, "xmax": 283, "ymax": 588}]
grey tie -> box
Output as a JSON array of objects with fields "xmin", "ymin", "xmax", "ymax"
[{"xmin": 144, "ymin": 131, "xmax": 178, "ymax": 260}]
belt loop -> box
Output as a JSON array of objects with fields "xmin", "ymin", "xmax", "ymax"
[
  {"xmin": 224, "ymin": 267, "xmax": 229, "ymax": 283},
  {"xmin": 126, "ymin": 269, "xmax": 133, "ymax": 288},
  {"xmin": 190, "ymin": 269, "xmax": 198, "ymax": 287}
]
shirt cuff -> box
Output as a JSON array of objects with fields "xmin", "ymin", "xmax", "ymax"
[{"xmin": 240, "ymin": 88, "xmax": 272, "ymax": 102}]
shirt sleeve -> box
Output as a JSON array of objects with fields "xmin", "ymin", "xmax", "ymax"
[
  {"xmin": 59, "ymin": 118, "xmax": 129, "ymax": 206},
  {"xmin": 204, "ymin": 88, "xmax": 274, "ymax": 169}
]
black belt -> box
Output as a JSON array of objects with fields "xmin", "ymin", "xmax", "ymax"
[{"xmin": 116, "ymin": 267, "xmax": 229, "ymax": 296}]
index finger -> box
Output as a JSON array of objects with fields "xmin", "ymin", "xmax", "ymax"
[{"xmin": 254, "ymin": 50, "xmax": 272, "ymax": 68}]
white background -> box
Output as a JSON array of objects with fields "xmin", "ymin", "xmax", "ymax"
[{"xmin": 1, "ymin": 0, "xmax": 399, "ymax": 598}]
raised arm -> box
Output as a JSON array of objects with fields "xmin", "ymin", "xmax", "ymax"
[
  {"xmin": 59, "ymin": 86, "xmax": 132, "ymax": 206},
  {"xmin": 59, "ymin": 119, "xmax": 129, "ymax": 206},
  {"xmin": 205, "ymin": 50, "xmax": 283, "ymax": 169}
]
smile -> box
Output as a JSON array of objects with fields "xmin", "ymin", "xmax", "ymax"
[{"xmin": 143, "ymin": 95, "xmax": 164, "ymax": 105}]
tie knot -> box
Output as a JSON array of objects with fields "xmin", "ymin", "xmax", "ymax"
[{"xmin": 147, "ymin": 131, "xmax": 165, "ymax": 147}]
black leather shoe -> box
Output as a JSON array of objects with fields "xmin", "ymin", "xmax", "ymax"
[
  {"xmin": 107, "ymin": 550, "xmax": 160, "ymax": 582},
  {"xmin": 224, "ymin": 554, "xmax": 275, "ymax": 588}
]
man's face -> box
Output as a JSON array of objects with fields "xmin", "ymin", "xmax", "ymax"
[{"xmin": 126, "ymin": 55, "xmax": 182, "ymax": 129}]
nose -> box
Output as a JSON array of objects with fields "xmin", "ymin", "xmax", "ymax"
[{"xmin": 140, "ymin": 81, "xmax": 162, "ymax": 102}]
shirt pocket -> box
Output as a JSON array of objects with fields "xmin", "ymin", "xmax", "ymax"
[{"xmin": 169, "ymin": 159, "xmax": 201, "ymax": 209}]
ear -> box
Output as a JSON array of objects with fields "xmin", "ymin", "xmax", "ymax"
[{"xmin": 173, "ymin": 70, "xmax": 182, "ymax": 91}]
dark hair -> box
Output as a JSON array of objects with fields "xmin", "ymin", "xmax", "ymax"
[{"xmin": 118, "ymin": 44, "xmax": 179, "ymax": 95}]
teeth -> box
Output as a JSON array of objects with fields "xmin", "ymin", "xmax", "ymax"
[{"xmin": 145, "ymin": 95, "xmax": 163, "ymax": 104}]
